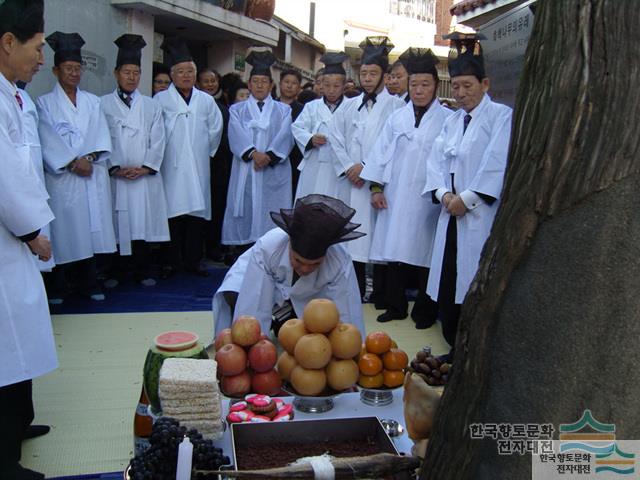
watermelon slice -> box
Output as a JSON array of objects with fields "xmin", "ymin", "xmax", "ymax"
[{"xmin": 155, "ymin": 331, "xmax": 199, "ymax": 351}]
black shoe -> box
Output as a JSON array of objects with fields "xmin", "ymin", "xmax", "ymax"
[
  {"xmin": 376, "ymin": 310, "xmax": 408, "ymax": 323},
  {"xmin": 1, "ymin": 464, "xmax": 45, "ymax": 480},
  {"xmin": 160, "ymin": 266, "xmax": 175, "ymax": 280},
  {"xmin": 24, "ymin": 424, "xmax": 50, "ymax": 440},
  {"xmin": 413, "ymin": 316, "xmax": 436, "ymax": 330},
  {"xmin": 414, "ymin": 319, "xmax": 436, "ymax": 330},
  {"xmin": 185, "ymin": 266, "xmax": 209, "ymax": 278}
]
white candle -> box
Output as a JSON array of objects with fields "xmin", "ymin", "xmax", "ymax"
[{"xmin": 176, "ymin": 436, "xmax": 193, "ymax": 480}]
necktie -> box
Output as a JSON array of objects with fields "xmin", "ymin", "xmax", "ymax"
[
  {"xmin": 15, "ymin": 91, "xmax": 23, "ymax": 111},
  {"xmin": 124, "ymin": 94, "xmax": 132, "ymax": 108},
  {"xmin": 257, "ymin": 101, "xmax": 264, "ymax": 112},
  {"xmin": 358, "ymin": 93, "xmax": 377, "ymax": 112},
  {"xmin": 463, "ymin": 114, "xmax": 472, "ymax": 134}
]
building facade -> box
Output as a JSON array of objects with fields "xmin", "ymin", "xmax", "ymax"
[{"xmin": 28, "ymin": 0, "xmax": 323, "ymax": 98}]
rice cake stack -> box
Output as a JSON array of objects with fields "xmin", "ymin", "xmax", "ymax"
[{"xmin": 158, "ymin": 358, "xmax": 223, "ymax": 439}]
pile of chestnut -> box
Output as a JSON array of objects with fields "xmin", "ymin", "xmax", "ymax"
[{"xmin": 408, "ymin": 350, "xmax": 451, "ymax": 386}]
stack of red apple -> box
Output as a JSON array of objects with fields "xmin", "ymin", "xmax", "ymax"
[
  {"xmin": 276, "ymin": 299, "xmax": 363, "ymax": 396},
  {"xmin": 214, "ymin": 316, "xmax": 282, "ymax": 397}
]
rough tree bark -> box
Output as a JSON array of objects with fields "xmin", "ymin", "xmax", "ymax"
[{"xmin": 421, "ymin": 1, "xmax": 640, "ymax": 478}]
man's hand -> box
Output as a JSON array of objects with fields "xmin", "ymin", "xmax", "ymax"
[
  {"xmin": 447, "ymin": 195, "xmax": 468, "ymax": 217},
  {"xmin": 27, "ymin": 235, "xmax": 52, "ymax": 262},
  {"xmin": 346, "ymin": 163, "xmax": 364, "ymax": 186},
  {"xmin": 113, "ymin": 167, "xmax": 130, "ymax": 178},
  {"xmin": 125, "ymin": 167, "xmax": 151, "ymax": 180},
  {"xmin": 252, "ymin": 151, "xmax": 271, "ymax": 170},
  {"xmin": 371, "ymin": 192, "xmax": 388, "ymax": 209},
  {"xmin": 311, "ymin": 134, "xmax": 327, "ymax": 147},
  {"xmin": 71, "ymin": 156, "xmax": 93, "ymax": 177}
]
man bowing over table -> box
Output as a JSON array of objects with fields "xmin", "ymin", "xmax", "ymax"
[
  {"xmin": 101, "ymin": 34, "xmax": 169, "ymax": 286},
  {"xmin": 155, "ymin": 37, "xmax": 222, "ymax": 278},
  {"xmin": 213, "ymin": 195, "xmax": 365, "ymax": 337}
]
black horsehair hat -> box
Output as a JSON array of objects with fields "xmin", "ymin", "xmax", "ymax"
[
  {"xmin": 359, "ymin": 36, "xmax": 394, "ymax": 71},
  {"xmin": 398, "ymin": 47, "xmax": 439, "ymax": 77},
  {"xmin": 114, "ymin": 34, "xmax": 146, "ymax": 68},
  {"xmin": 246, "ymin": 47, "xmax": 276, "ymax": 78},
  {"xmin": 0, "ymin": 0, "xmax": 44, "ymax": 38},
  {"xmin": 160, "ymin": 36, "xmax": 193, "ymax": 68},
  {"xmin": 46, "ymin": 31, "xmax": 84, "ymax": 66},
  {"xmin": 320, "ymin": 52, "xmax": 349, "ymax": 76},
  {"xmin": 270, "ymin": 194, "xmax": 366, "ymax": 260},
  {"xmin": 444, "ymin": 31, "xmax": 486, "ymax": 79}
]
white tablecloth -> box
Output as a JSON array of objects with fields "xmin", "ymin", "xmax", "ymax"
[{"xmin": 214, "ymin": 388, "xmax": 414, "ymax": 464}]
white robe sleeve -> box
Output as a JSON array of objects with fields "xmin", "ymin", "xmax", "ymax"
[
  {"xmin": 142, "ymin": 101, "xmax": 166, "ymax": 171},
  {"xmin": 0, "ymin": 124, "xmax": 54, "ymax": 236},
  {"xmin": 328, "ymin": 102, "xmax": 356, "ymax": 176},
  {"xmin": 466, "ymin": 107, "xmax": 513, "ymax": 199},
  {"xmin": 266, "ymin": 105, "xmax": 293, "ymax": 161},
  {"xmin": 423, "ymin": 127, "xmax": 450, "ymax": 196},
  {"xmin": 36, "ymin": 99, "xmax": 76, "ymax": 174},
  {"xmin": 83, "ymin": 102, "xmax": 112, "ymax": 163},
  {"xmin": 234, "ymin": 247, "xmax": 277, "ymax": 333},
  {"xmin": 291, "ymin": 103, "xmax": 314, "ymax": 153},
  {"xmin": 208, "ymin": 99, "xmax": 223, "ymax": 158},
  {"xmin": 360, "ymin": 114, "xmax": 395, "ymax": 185},
  {"xmin": 228, "ymin": 106, "xmax": 255, "ymax": 158},
  {"xmin": 322, "ymin": 261, "xmax": 365, "ymax": 334}
]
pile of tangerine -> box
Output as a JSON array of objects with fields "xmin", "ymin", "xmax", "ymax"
[{"xmin": 357, "ymin": 331, "xmax": 409, "ymax": 389}]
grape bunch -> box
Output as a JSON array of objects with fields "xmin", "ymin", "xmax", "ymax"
[
  {"xmin": 408, "ymin": 350, "xmax": 451, "ymax": 386},
  {"xmin": 128, "ymin": 417, "xmax": 230, "ymax": 480}
]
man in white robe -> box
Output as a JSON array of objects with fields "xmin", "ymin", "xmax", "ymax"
[
  {"xmin": 155, "ymin": 37, "xmax": 222, "ymax": 277},
  {"xmin": 362, "ymin": 48, "xmax": 449, "ymax": 329},
  {"xmin": 423, "ymin": 33, "xmax": 512, "ymax": 353},
  {"xmin": 293, "ymin": 52, "xmax": 349, "ymax": 201},
  {"xmin": 387, "ymin": 59, "xmax": 410, "ymax": 103},
  {"xmin": 329, "ymin": 36, "xmax": 405, "ymax": 302},
  {"xmin": 101, "ymin": 34, "xmax": 169, "ymax": 286},
  {"xmin": 37, "ymin": 31, "xmax": 115, "ymax": 303},
  {"xmin": 213, "ymin": 195, "xmax": 365, "ymax": 337},
  {"xmin": 0, "ymin": 2, "xmax": 58, "ymax": 478},
  {"xmin": 222, "ymin": 48, "xmax": 294, "ymax": 250}
]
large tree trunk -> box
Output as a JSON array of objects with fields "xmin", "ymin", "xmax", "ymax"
[{"xmin": 421, "ymin": 1, "xmax": 640, "ymax": 478}]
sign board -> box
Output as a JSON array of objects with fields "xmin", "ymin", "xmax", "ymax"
[
  {"xmin": 480, "ymin": 0, "xmax": 536, "ymax": 107},
  {"xmin": 234, "ymin": 52, "xmax": 246, "ymax": 72}
]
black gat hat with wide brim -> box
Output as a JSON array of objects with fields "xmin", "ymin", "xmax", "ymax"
[
  {"xmin": 444, "ymin": 31, "xmax": 486, "ymax": 79},
  {"xmin": 270, "ymin": 194, "xmax": 365, "ymax": 260}
]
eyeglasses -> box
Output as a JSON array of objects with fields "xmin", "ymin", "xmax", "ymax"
[
  {"xmin": 173, "ymin": 69, "xmax": 196, "ymax": 76},
  {"xmin": 59, "ymin": 65, "xmax": 84, "ymax": 74},
  {"xmin": 154, "ymin": 79, "xmax": 171, "ymax": 85}
]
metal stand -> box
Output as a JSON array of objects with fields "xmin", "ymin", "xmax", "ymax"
[
  {"xmin": 292, "ymin": 395, "xmax": 335, "ymax": 413},
  {"xmin": 360, "ymin": 388, "xmax": 394, "ymax": 406}
]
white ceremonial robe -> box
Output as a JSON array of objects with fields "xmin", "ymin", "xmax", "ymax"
[
  {"xmin": 222, "ymin": 95, "xmax": 294, "ymax": 245},
  {"xmin": 0, "ymin": 73, "xmax": 57, "ymax": 387},
  {"xmin": 101, "ymin": 90, "xmax": 170, "ymax": 255},
  {"xmin": 292, "ymin": 98, "xmax": 345, "ymax": 200},
  {"xmin": 423, "ymin": 94, "xmax": 512, "ymax": 303},
  {"xmin": 154, "ymin": 84, "xmax": 222, "ymax": 220},
  {"xmin": 37, "ymin": 83, "xmax": 116, "ymax": 264},
  {"xmin": 361, "ymin": 99, "xmax": 450, "ymax": 267},
  {"xmin": 212, "ymin": 228, "xmax": 364, "ymax": 337},
  {"xmin": 19, "ymin": 88, "xmax": 55, "ymax": 271},
  {"xmin": 328, "ymin": 88, "xmax": 405, "ymax": 262}
]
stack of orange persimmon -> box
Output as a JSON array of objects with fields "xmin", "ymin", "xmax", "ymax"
[{"xmin": 357, "ymin": 331, "xmax": 409, "ymax": 389}]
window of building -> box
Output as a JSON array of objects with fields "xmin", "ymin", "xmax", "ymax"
[{"xmin": 389, "ymin": 0, "xmax": 436, "ymax": 23}]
